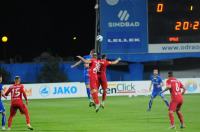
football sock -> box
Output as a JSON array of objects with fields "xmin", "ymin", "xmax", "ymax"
[
  {"xmin": 161, "ymin": 96, "xmax": 169, "ymax": 107},
  {"xmin": 148, "ymin": 97, "xmax": 153, "ymax": 110},
  {"xmin": 164, "ymin": 100, "xmax": 169, "ymax": 107},
  {"xmin": 176, "ymin": 111, "xmax": 184, "ymax": 125},
  {"xmin": 86, "ymin": 88, "xmax": 91, "ymax": 100},
  {"xmin": 91, "ymin": 92, "xmax": 100, "ymax": 105},
  {"xmin": 169, "ymin": 111, "xmax": 174, "ymax": 126},
  {"xmin": 102, "ymin": 89, "xmax": 107, "ymax": 101},
  {"xmin": 2, "ymin": 113, "xmax": 6, "ymax": 127}
]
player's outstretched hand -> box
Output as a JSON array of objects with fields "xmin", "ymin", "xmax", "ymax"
[
  {"xmin": 26, "ymin": 100, "xmax": 28, "ymax": 105},
  {"xmin": 71, "ymin": 65, "xmax": 75, "ymax": 68},
  {"xmin": 76, "ymin": 56, "xmax": 81, "ymax": 58}
]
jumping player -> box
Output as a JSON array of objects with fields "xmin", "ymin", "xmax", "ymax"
[
  {"xmin": 147, "ymin": 68, "xmax": 169, "ymax": 111},
  {"xmin": 77, "ymin": 53, "xmax": 101, "ymax": 112},
  {"xmin": 98, "ymin": 55, "xmax": 121, "ymax": 108},
  {"xmin": 160, "ymin": 71, "xmax": 186, "ymax": 129},
  {"xmin": 71, "ymin": 49, "xmax": 95, "ymax": 107},
  {"xmin": 5, "ymin": 76, "xmax": 33, "ymax": 130},
  {"xmin": 0, "ymin": 75, "xmax": 6, "ymax": 130}
]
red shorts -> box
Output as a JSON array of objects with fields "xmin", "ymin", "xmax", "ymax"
[
  {"xmin": 89, "ymin": 76, "xmax": 99, "ymax": 89},
  {"xmin": 10, "ymin": 102, "xmax": 28, "ymax": 115},
  {"xmin": 98, "ymin": 75, "xmax": 108, "ymax": 89},
  {"xmin": 169, "ymin": 99, "xmax": 183, "ymax": 112}
]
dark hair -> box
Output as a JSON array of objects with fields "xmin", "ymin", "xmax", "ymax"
[
  {"xmin": 0, "ymin": 74, "xmax": 2, "ymax": 77},
  {"xmin": 90, "ymin": 49, "xmax": 95, "ymax": 54},
  {"xmin": 153, "ymin": 67, "xmax": 159, "ymax": 70},
  {"xmin": 102, "ymin": 54, "xmax": 106, "ymax": 59},
  {"xmin": 168, "ymin": 71, "xmax": 173, "ymax": 77}
]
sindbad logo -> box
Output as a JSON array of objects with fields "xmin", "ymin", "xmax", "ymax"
[{"xmin": 185, "ymin": 80, "xmax": 198, "ymax": 92}]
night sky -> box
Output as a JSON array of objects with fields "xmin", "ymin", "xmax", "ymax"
[{"xmin": 0, "ymin": 0, "xmax": 96, "ymax": 62}]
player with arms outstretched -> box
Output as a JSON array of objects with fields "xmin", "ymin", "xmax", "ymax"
[
  {"xmin": 77, "ymin": 53, "xmax": 101, "ymax": 112},
  {"xmin": 160, "ymin": 71, "xmax": 186, "ymax": 129},
  {"xmin": 71, "ymin": 49, "xmax": 95, "ymax": 107},
  {"xmin": 5, "ymin": 76, "xmax": 33, "ymax": 130},
  {"xmin": 98, "ymin": 55, "xmax": 121, "ymax": 108},
  {"xmin": 147, "ymin": 68, "xmax": 169, "ymax": 111},
  {"xmin": 0, "ymin": 75, "xmax": 6, "ymax": 130}
]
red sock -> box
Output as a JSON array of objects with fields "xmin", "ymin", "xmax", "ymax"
[
  {"xmin": 24, "ymin": 108, "xmax": 31, "ymax": 124},
  {"xmin": 102, "ymin": 90, "xmax": 107, "ymax": 101},
  {"xmin": 92, "ymin": 92, "xmax": 100, "ymax": 105},
  {"xmin": 8, "ymin": 116, "xmax": 13, "ymax": 128},
  {"xmin": 176, "ymin": 111, "xmax": 184, "ymax": 124},
  {"xmin": 169, "ymin": 111, "xmax": 174, "ymax": 126}
]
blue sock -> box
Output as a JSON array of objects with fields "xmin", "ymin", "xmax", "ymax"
[
  {"xmin": 2, "ymin": 113, "xmax": 6, "ymax": 127},
  {"xmin": 164, "ymin": 100, "xmax": 169, "ymax": 107},
  {"xmin": 161, "ymin": 96, "xmax": 169, "ymax": 107},
  {"xmin": 86, "ymin": 88, "xmax": 91, "ymax": 100},
  {"xmin": 148, "ymin": 97, "xmax": 153, "ymax": 110}
]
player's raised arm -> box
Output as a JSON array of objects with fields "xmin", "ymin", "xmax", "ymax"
[
  {"xmin": 77, "ymin": 56, "xmax": 91, "ymax": 64},
  {"xmin": 71, "ymin": 60, "xmax": 82, "ymax": 68},
  {"xmin": 110, "ymin": 57, "xmax": 121, "ymax": 65},
  {"xmin": 5, "ymin": 87, "xmax": 11, "ymax": 96}
]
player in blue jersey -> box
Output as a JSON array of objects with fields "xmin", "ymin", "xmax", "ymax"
[
  {"xmin": 147, "ymin": 68, "xmax": 169, "ymax": 111},
  {"xmin": 0, "ymin": 74, "xmax": 7, "ymax": 130},
  {"xmin": 71, "ymin": 49, "xmax": 95, "ymax": 107}
]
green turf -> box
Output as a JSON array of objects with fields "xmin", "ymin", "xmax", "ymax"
[{"xmin": 3, "ymin": 94, "xmax": 200, "ymax": 132}]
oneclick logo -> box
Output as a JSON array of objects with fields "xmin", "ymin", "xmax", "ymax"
[
  {"xmin": 105, "ymin": 0, "xmax": 119, "ymax": 6},
  {"xmin": 118, "ymin": 10, "xmax": 130, "ymax": 21}
]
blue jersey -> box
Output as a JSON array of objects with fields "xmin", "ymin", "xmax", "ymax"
[
  {"xmin": 0, "ymin": 84, "xmax": 3, "ymax": 100},
  {"xmin": 83, "ymin": 55, "xmax": 92, "ymax": 84},
  {"xmin": 150, "ymin": 75, "xmax": 163, "ymax": 92},
  {"xmin": 0, "ymin": 83, "xmax": 5, "ymax": 112}
]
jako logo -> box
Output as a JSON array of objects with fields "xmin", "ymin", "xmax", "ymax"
[
  {"xmin": 39, "ymin": 86, "xmax": 50, "ymax": 97},
  {"xmin": 53, "ymin": 86, "xmax": 77, "ymax": 95},
  {"xmin": 118, "ymin": 10, "xmax": 129, "ymax": 21}
]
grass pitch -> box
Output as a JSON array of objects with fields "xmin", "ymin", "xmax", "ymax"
[{"xmin": 3, "ymin": 94, "xmax": 200, "ymax": 132}]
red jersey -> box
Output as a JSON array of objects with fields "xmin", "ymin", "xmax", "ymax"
[
  {"xmin": 89, "ymin": 58, "xmax": 100, "ymax": 79},
  {"xmin": 98, "ymin": 59, "xmax": 111, "ymax": 78},
  {"xmin": 166, "ymin": 77, "xmax": 184, "ymax": 101},
  {"xmin": 5, "ymin": 84, "xmax": 27, "ymax": 105}
]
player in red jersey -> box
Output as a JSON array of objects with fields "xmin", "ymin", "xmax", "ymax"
[
  {"xmin": 5, "ymin": 76, "xmax": 33, "ymax": 130},
  {"xmin": 77, "ymin": 53, "xmax": 101, "ymax": 112},
  {"xmin": 160, "ymin": 71, "xmax": 186, "ymax": 129},
  {"xmin": 98, "ymin": 55, "xmax": 121, "ymax": 108}
]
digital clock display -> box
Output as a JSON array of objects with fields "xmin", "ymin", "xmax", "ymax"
[{"xmin": 148, "ymin": 0, "xmax": 200, "ymax": 44}]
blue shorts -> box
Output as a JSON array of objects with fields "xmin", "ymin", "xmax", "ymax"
[
  {"xmin": 151, "ymin": 91, "xmax": 165, "ymax": 99},
  {"xmin": 0, "ymin": 101, "xmax": 5, "ymax": 113},
  {"xmin": 84, "ymin": 75, "xmax": 90, "ymax": 85}
]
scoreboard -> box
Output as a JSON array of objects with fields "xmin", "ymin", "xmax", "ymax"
[
  {"xmin": 149, "ymin": 0, "xmax": 200, "ymax": 44},
  {"xmin": 100, "ymin": 0, "xmax": 200, "ymax": 55},
  {"xmin": 148, "ymin": 0, "xmax": 200, "ymax": 53}
]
